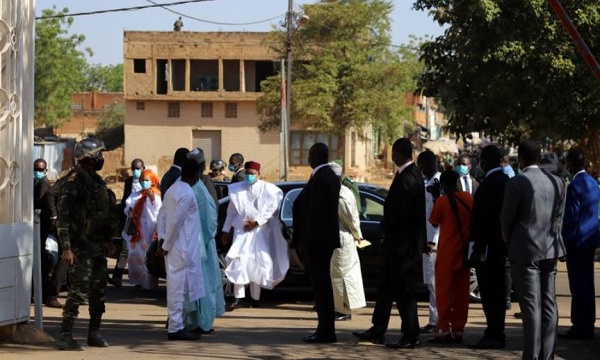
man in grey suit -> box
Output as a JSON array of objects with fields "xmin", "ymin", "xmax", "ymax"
[{"xmin": 500, "ymin": 140, "xmax": 566, "ymax": 360}]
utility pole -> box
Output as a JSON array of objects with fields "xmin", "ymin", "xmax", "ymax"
[{"xmin": 283, "ymin": 0, "xmax": 293, "ymax": 181}]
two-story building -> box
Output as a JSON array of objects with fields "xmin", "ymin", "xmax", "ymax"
[{"xmin": 123, "ymin": 31, "xmax": 373, "ymax": 179}]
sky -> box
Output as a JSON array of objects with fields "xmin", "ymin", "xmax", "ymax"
[{"xmin": 36, "ymin": 0, "xmax": 445, "ymax": 65}]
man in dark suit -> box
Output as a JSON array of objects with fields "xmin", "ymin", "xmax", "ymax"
[
  {"xmin": 228, "ymin": 153, "xmax": 246, "ymax": 183},
  {"xmin": 500, "ymin": 140, "xmax": 566, "ymax": 360},
  {"xmin": 292, "ymin": 142, "xmax": 340, "ymax": 343},
  {"xmin": 353, "ymin": 138, "xmax": 426, "ymax": 349},
  {"xmin": 34, "ymin": 158, "xmax": 62, "ymax": 308},
  {"xmin": 468, "ymin": 145, "xmax": 510, "ymax": 349},
  {"xmin": 558, "ymin": 148, "xmax": 600, "ymax": 340},
  {"xmin": 161, "ymin": 147, "xmax": 189, "ymax": 198},
  {"xmin": 456, "ymin": 153, "xmax": 479, "ymax": 195}
]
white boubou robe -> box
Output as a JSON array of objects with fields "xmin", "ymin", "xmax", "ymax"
[
  {"xmin": 422, "ymin": 172, "xmax": 441, "ymax": 285},
  {"xmin": 159, "ymin": 180, "xmax": 205, "ymax": 332},
  {"xmin": 422, "ymin": 172, "xmax": 440, "ymax": 326},
  {"xmin": 223, "ymin": 180, "xmax": 289, "ymax": 289},
  {"xmin": 331, "ymin": 185, "xmax": 366, "ymax": 314},
  {"xmin": 122, "ymin": 190, "xmax": 161, "ymax": 290}
]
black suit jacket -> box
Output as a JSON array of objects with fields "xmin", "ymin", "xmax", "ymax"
[
  {"xmin": 160, "ymin": 165, "xmax": 181, "ymax": 198},
  {"xmin": 470, "ymin": 169, "xmax": 509, "ymax": 259},
  {"xmin": 230, "ymin": 169, "xmax": 246, "ymax": 183},
  {"xmin": 292, "ymin": 165, "xmax": 341, "ymax": 256},
  {"xmin": 380, "ymin": 162, "xmax": 426, "ymax": 259}
]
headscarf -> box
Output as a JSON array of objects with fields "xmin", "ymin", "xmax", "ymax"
[{"xmin": 130, "ymin": 169, "xmax": 161, "ymax": 244}]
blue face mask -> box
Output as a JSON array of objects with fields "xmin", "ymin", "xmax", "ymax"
[
  {"xmin": 141, "ymin": 180, "xmax": 151, "ymax": 190},
  {"xmin": 228, "ymin": 164, "xmax": 237, "ymax": 172},
  {"xmin": 34, "ymin": 171, "xmax": 45, "ymax": 180},
  {"xmin": 246, "ymin": 174, "xmax": 257, "ymax": 185},
  {"xmin": 457, "ymin": 165, "xmax": 470, "ymax": 176},
  {"xmin": 133, "ymin": 169, "xmax": 142, "ymax": 179}
]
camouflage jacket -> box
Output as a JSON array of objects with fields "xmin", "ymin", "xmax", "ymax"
[{"xmin": 56, "ymin": 166, "xmax": 117, "ymax": 250}]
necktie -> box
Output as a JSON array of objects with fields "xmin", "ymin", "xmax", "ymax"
[{"xmin": 463, "ymin": 176, "xmax": 470, "ymax": 193}]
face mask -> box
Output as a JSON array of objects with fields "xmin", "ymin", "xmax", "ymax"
[
  {"xmin": 457, "ymin": 165, "xmax": 469, "ymax": 176},
  {"xmin": 246, "ymin": 174, "xmax": 258, "ymax": 185},
  {"xmin": 93, "ymin": 157, "xmax": 105, "ymax": 171},
  {"xmin": 34, "ymin": 171, "xmax": 45, "ymax": 180},
  {"xmin": 133, "ymin": 169, "xmax": 142, "ymax": 179},
  {"xmin": 141, "ymin": 180, "xmax": 151, "ymax": 190},
  {"xmin": 228, "ymin": 164, "xmax": 237, "ymax": 172}
]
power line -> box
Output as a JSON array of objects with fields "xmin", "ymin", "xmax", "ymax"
[
  {"xmin": 35, "ymin": 0, "xmax": 214, "ymax": 20},
  {"xmin": 144, "ymin": 0, "xmax": 285, "ymax": 26}
]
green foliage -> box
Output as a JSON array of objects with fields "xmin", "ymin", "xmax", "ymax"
[
  {"xmin": 84, "ymin": 64, "xmax": 123, "ymax": 92},
  {"xmin": 413, "ymin": 0, "xmax": 600, "ymax": 145},
  {"xmin": 35, "ymin": 7, "xmax": 91, "ymax": 128},
  {"xmin": 95, "ymin": 102, "xmax": 124, "ymax": 150},
  {"xmin": 256, "ymin": 0, "xmax": 423, "ymax": 143}
]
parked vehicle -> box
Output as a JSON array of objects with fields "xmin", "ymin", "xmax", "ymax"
[{"xmin": 215, "ymin": 181, "xmax": 482, "ymax": 302}]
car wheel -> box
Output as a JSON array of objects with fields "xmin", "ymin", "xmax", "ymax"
[
  {"xmin": 218, "ymin": 253, "xmax": 234, "ymax": 298},
  {"xmin": 469, "ymin": 267, "xmax": 481, "ymax": 302}
]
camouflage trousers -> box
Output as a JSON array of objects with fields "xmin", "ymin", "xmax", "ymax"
[{"xmin": 62, "ymin": 244, "xmax": 108, "ymax": 320}]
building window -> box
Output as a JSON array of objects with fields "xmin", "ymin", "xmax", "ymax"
[
  {"xmin": 225, "ymin": 102, "xmax": 237, "ymax": 118},
  {"xmin": 133, "ymin": 59, "xmax": 146, "ymax": 73},
  {"xmin": 290, "ymin": 131, "xmax": 339, "ymax": 166},
  {"xmin": 136, "ymin": 102, "xmax": 145, "ymax": 110},
  {"xmin": 168, "ymin": 102, "xmax": 180, "ymax": 118},
  {"xmin": 201, "ymin": 102, "xmax": 213, "ymax": 118}
]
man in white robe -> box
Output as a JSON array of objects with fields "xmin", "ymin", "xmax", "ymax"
[
  {"xmin": 159, "ymin": 159, "xmax": 205, "ymax": 340},
  {"xmin": 220, "ymin": 161, "xmax": 289, "ymax": 310},
  {"xmin": 417, "ymin": 150, "xmax": 441, "ymax": 334},
  {"xmin": 329, "ymin": 162, "xmax": 366, "ymax": 321}
]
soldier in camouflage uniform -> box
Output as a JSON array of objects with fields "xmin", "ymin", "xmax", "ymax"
[
  {"xmin": 208, "ymin": 159, "xmax": 230, "ymax": 182},
  {"xmin": 55, "ymin": 138, "xmax": 117, "ymax": 351}
]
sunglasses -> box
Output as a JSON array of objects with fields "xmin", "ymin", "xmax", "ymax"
[{"xmin": 34, "ymin": 168, "xmax": 46, "ymax": 171}]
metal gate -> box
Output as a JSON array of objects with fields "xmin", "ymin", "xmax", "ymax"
[
  {"xmin": 0, "ymin": 0, "xmax": 35, "ymax": 326},
  {"xmin": 192, "ymin": 130, "xmax": 221, "ymax": 165}
]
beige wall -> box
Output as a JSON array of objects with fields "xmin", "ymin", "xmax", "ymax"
[{"xmin": 125, "ymin": 100, "xmax": 281, "ymax": 179}]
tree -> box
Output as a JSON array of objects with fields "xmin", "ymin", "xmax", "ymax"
[
  {"xmin": 413, "ymin": 0, "xmax": 600, "ymax": 165},
  {"xmin": 256, "ymin": 0, "xmax": 423, "ymax": 146},
  {"xmin": 95, "ymin": 101, "xmax": 124, "ymax": 150},
  {"xmin": 84, "ymin": 64, "xmax": 123, "ymax": 92},
  {"xmin": 35, "ymin": 7, "xmax": 91, "ymax": 129}
]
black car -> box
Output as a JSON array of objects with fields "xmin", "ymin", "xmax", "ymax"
[{"xmin": 214, "ymin": 181, "xmax": 481, "ymax": 301}]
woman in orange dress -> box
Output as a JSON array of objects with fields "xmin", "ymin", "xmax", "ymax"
[{"xmin": 428, "ymin": 170, "xmax": 473, "ymax": 344}]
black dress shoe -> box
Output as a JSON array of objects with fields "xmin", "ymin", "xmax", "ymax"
[
  {"xmin": 352, "ymin": 329, "xmax": 385, "ymax": 344},
  {"xmin": 226, "ymin": 299, "xmax": 244, "ymax": 311},
  {"xmin": 334, "ymin": 312, "xmax": 351, "ymax": 321},
  {"xmin": 167, "ymin": 329, "xmax": 200, "ymax": 341},
  {"xmin": 420, "ymin": 324, "xmax": 436, "ymax": 334},
  {"xmin": 558, "ymin": 330, "xmax": 595, "ymax": 340},
  {"xmin": 302, "ymin": 333, "xmax": 337, "ymax": 343},
  {"xmin": 468, "ymin": 337, "xmax": 505, "ymax": 349},
  {"xmin": 514, "ymin": 312, "xmax": 523, "ymax": 319},
  {"xmin": 385, "ymin": 338, "xmax": 420, "ymax": 349},
  {"xmin": 191, "ymin": 327, "xmax": 215, "ymax": 334}
]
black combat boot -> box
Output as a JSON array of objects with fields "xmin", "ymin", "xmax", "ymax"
[
  {"xmin": 55, "ymin": 318, "xmax": 83, "ymax": 351},
  {"xmin": 108, "ymin": 268, "xmax": 123, "ymax": 288},
  {"xmin": 87, "ymin": 317, "xmax": 109, "ymax": 347}
]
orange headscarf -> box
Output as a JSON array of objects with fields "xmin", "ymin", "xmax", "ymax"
[{"xmin": 130, "ymin": 169, "xmax": 161, "ymax": 244}]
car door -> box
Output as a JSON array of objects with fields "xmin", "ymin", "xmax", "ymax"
[
  {"xmin": 357, "ymin": 191, "xmax": 385, "ymax": 285},
  {"xmin": 279, "ymin": 187, "xmax": 305, "ymax": 273}
]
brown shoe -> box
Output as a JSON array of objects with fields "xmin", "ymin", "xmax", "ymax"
[{"xmin": 44, "ymin": 298, "xmax": 64, "ymax": 308}]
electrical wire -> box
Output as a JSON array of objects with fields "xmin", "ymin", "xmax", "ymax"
[
  {"xmin": 144, "ymin": 0, "xmax": 285, "ymax": 26},
  {"xmin": 35, "ymin": 0, "xmax": 214, "ymax": 20}
]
